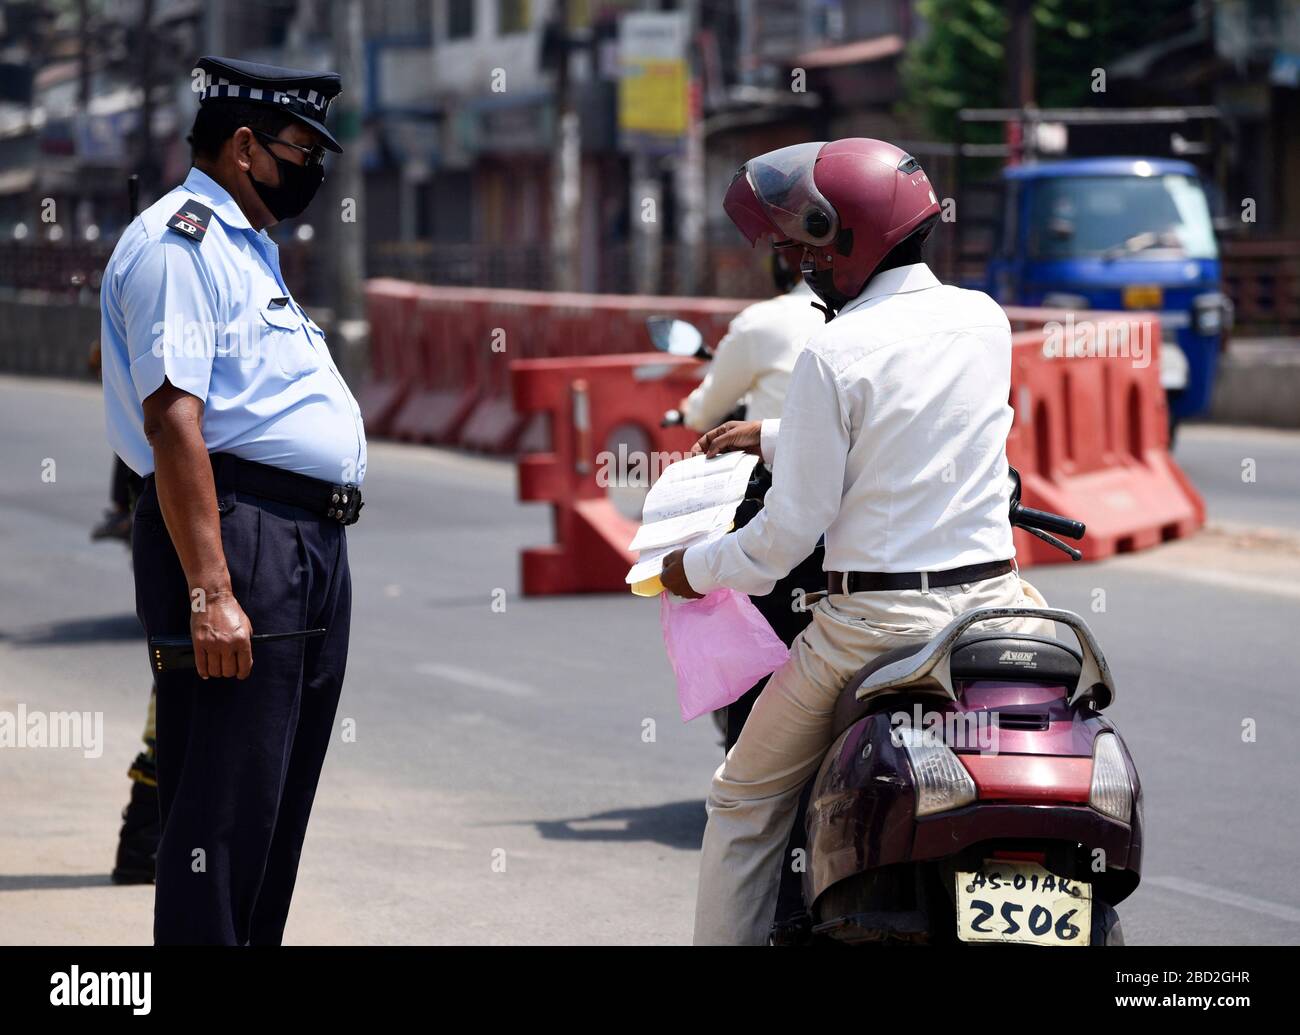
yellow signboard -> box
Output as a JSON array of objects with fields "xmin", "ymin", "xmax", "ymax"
[
  {"xmin": 620, "ymin": 58, "xmax": 688, "ymax": 136},
  {"xmin": 619, "ymin": 11, "xmax": 689, "ymax": 140}
]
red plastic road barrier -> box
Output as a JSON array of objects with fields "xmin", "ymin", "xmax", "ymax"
[
  {"xmin": 363, "ymin": 280, "xmax": 747, "ymax": 452},
  {"xmin": 511, "ymin": 306, "xmax": 1205, "ymax": 595},
  {"xmin": 459, "ymin": 290, "xmax": 542, "ymax": 452},
  {"xmin": 357, "ymin": 279, "xmax": 423, "ymax": 437},
  {"xmin": 464, "ymin": 291, "xmax": 743, "ymax": 453},
  {"xmin": 388, "ymin": 288, "xmax": 483, "ymax": 443},
  {"xmin": 511, "ymin": 353, "xmax": 701, "ymax": 594},
  {"xmin": 1003, "ymin": 308, "xmax": 1204, "ymax": 564}
]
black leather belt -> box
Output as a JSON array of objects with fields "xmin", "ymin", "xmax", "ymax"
[
  {"xmin": 208, "ymin": 453, "xmax": 364, "ymax": 525},
  {"xmin": 827, "ymin": 559, "xmax": 1012, "ymax": 594}
]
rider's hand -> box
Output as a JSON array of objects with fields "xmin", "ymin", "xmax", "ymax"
[
  {"xmin": 690, "ymin": 420, "xmax": 763, "ymax": 459},
  {"xmin": 660, "ymin": 548, "xmax": 703, "ymax": 600},
  {"xmin": 190, "ymin": 589, "xmax": 253, "ymax": 680}
]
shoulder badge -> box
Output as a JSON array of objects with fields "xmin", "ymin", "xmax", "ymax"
[{"xmin": 166, "ymin": 202, "xmax": 212, "ymax": 242}]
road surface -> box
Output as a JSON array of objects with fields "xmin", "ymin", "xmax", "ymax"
[{"xmin": 1, "ymin": 375, "xmax": 1297, "ymax": 944}]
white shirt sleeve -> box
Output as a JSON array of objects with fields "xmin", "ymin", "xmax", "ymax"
[
  {"xmin": 681, "ymin": 311, "xmax": 763, "ymax": 431},
  {"xmin": 759, "ymin": 418, "xmax": 780, "ymax": 465},
  {"xmin": 683, "ymin": 349, "xmax": 847, "ymax": 596},
  {"xmin": 119, "ymin": 234, "xmax": 222, "ymax": 405}
]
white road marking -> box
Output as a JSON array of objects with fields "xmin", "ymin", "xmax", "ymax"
[
  {"xmin": 1144, "ymin": 875, "xmax": 1300, "ymax": 925},
  {"xmin": 1178, "ymin": 424, "xmax": 1300, "ymax": 446},
  {"xmin": 1108, "ymin": 555, "xmax": 1300, "ymax": 602},
  {"xmin": 415, "ymin": 661, "xmax": 536, "ymax": 698}
]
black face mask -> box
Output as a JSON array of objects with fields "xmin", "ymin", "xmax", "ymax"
[{"xmin": 248, "ymin": 138, "xmax": 324, "ymax": 221}]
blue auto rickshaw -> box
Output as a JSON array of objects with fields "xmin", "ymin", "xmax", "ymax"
[{"xmin": 983, "ymin": 157, "xmax": 1232, "ymax": 431}]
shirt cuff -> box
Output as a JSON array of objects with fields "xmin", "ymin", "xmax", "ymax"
[
  {"xmin": 759, "ymin": 419, "xmax": 780, "ymax": 465},
  {"xmin": 679, "ymin": 389, "xmax": 699, "ymax": 430},
  {"xmin": 682, "ymin": 541, "xmax": 721, "ymax": 596}
]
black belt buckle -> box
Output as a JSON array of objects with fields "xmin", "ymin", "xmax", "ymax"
[{"xmin": 328, "ymin": 484, "xmax": 363, "ymax": 525}]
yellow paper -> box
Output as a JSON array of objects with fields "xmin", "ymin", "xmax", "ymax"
[{"xmin": 630, "ymin": 574, "xmax": 665, "ymax": 597}]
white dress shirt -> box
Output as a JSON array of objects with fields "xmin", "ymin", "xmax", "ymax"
[
  {"xmin": 683, "ymin": 263, "xmax": 1017, "ymax": 597},
  {"xmin": 682, "ymin": 280, "xmax": 825, "ymax": 429}
]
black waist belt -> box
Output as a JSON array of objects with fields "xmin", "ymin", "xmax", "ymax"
[
  {"xmin": 205, "ymin": 453, "xmax": 364, "ymax": 525},
  {"xmin": 827, "ymin": 559, "xmax": 1012, "ymax": 594}
]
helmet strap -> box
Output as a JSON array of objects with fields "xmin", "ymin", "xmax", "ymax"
[{"xmin": 801, "ymin": 262, "xmax": 849, "ymax": 322}]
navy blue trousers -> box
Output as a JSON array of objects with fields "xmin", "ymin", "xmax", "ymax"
[{"xmin": 133, "ymin": 470, "xmax": 351, "ymax": 945}]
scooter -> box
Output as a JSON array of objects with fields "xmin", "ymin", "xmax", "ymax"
[{"xmin": 770, "ymin": 471, "xmax": 1141, "ymax": 946}]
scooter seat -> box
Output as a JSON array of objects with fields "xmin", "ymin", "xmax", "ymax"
[
  {"xmin": 948, "ymin": 632, "xmax": 1082, "ymax": 686},
  {"xmin": 831, "ymin": 634, "xmax": 1083, "ymax": 741}
]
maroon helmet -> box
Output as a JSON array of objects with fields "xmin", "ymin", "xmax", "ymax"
[{"xmin": 723, "ymin": 139, "xmax": 941, "ymax": 315}]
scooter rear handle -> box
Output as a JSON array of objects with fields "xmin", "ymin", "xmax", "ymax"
[{"xmin": 855, "ymin": 605, "xmax": 1116, "ymax": 710}]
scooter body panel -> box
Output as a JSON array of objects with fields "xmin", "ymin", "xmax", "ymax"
[{"xmin": 804, "ymin": 681, "xmax": 1144, "ymax": 931}]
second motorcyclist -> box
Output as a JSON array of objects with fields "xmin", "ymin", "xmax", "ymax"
[{"xmin": 679, "ymin": 252, "xmax": 824, "ymax": 431}]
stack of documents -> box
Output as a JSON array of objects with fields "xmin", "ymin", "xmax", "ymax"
[{"xmin": 626, "ymin": 451, "xmax": 760, "ymax": 594}]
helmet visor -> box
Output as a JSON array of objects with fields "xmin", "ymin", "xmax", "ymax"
[{"xmin": 743, "ymin": 141, "xmax": 837, "ymax": 248}]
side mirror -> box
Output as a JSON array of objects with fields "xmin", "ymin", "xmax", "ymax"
[{"xmin": 646, "ymin": 316, "xmax": 707, "ymax": 358}]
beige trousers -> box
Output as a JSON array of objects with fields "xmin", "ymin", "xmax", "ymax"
[{"xmin": 692, "ymin": 571, "xmax": 1055, "ymax": 945}]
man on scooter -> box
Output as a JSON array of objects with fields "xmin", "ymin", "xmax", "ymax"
[{"xmin": 659, "ymin": 139, "xmax": 1052, "ymax": 945}]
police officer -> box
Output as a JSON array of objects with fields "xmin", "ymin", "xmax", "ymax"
[{"xmin": 99, "ymin": 56, "xmax": 366, "ymax": 945}]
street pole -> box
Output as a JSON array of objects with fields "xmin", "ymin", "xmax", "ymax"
[
  {"xmin": 136, "ymin": 0, "xmax": 155, "ymax": 197},
  {"xmin": 631, "ymin": 149, "xmax": 662, "ymax": 295},
  {"xmin": 331, "ymin": 0, "xmax": 365, "ymax": 323},
  {"xmin": 677, "ymin": 0, "xmax": 705, "ymax": 296},
  {"xmin": 203, "ymin": 0, "xmax": 226, "ymax": 56},
  {"xmin": 550, "ymin": 0, "xmax": 581, "ymax": 292},
  {"xmin": 1007, "ymin": 0, "xmax": 1036, "ymax": 163},
  {"xmin": 77, "ymin": 0, "xmax": 90, "ymax": 112}
]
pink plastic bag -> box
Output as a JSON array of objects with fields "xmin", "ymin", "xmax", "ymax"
[{"xmin": 660, "ymin": 589, "xmax": 791, "ymax": 722}]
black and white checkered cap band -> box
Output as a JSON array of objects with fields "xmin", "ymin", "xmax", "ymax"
[{"xmin": 198, "ymin": 77, "xmax": 333, "ymax": 121}]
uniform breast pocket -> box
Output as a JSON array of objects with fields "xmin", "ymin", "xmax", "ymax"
[{"xmin": 259, "ymin": 305, "xmax": 320, "ymax": 378}]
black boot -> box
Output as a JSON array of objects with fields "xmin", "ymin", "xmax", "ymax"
[{"xmin": 111, "ymin": 780, "xmax": 159, "ymax": 885}]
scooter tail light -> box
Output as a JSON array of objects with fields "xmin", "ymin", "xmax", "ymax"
[
  {"xmin": 896, "ymin": 727, "xmax": 977, "ymax": 817},
  {"xmin": 1089, "ymin": 732, "xmax": 1133, "ymax": 823}
]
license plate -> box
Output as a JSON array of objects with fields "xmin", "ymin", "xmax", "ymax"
[
  {"xmin": 1123, "ymin": 284, "xmax": 1163, "ymax": 309},
  {"xmin": 955, "ymin": 860, "xmax": 1091, "ymax": 947}
]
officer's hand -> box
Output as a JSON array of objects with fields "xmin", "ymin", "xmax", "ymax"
[
  {"xmin": 660, "ymin": 548, "xmax": 703, "ymax": 600},
  {"xmin": 690, "ymin": 420, "xmax": 763, "ymax": 459},
  {"xmin": 191, "ymin": 590, "xmax": 254, "ymax": 680}
]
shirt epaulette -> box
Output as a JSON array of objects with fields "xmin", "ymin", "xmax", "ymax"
[{"xmin": 165, "ymin": 201, "xmax": 213, "ymax": 243}]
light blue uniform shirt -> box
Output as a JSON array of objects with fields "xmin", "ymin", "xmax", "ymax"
[{"xmin": 101, "ymin": 167, "xmax": 367, "ymax": 485}]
